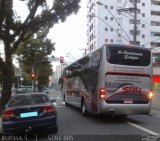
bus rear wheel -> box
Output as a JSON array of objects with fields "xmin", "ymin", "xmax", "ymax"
[
  {"xmin": 63, "ymin": 94, "xmax": 68, "ymax": 106},
  {"xmin": 81, "ymin": 99, "xmax": 88, "ymax": 116}
]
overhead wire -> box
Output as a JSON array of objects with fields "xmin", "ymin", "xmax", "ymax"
[
  {"xmin": 96, "ymin": 0, "xmax": 132, "ymax": 43},
  {"xmin": 103, "ymin": 3, "xmax": 132, "ymax": 42},
  {"xmin": 90, "ymin": 0, "xmax": 130, "ymax": 46},
  {"xmin": 124, "ymin": 0, "xmax": 160, "ymax": 46}
]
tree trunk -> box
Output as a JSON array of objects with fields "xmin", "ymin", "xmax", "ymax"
[
  {"xmin": 0, "ymin": 44, "xmax": 13, "ymax": 114},
  {"xmin": 0, "ymin": 62, "xmax": 12, "ymax": 114}
]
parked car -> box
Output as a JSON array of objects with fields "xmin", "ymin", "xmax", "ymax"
[
  {"xmin": 16, "ymin": 86, "xmax": 33, "ymax": 94},
  {"xmin": 42, "ymin": 87, "xmax": 49, "ymax": 94},
  {"xmin": 2, "ymin": 92, "xmax": 58, "ymax": 135}
]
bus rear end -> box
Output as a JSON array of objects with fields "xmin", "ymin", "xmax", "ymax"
[{"xmin": 99, "ymin": 44, "xmax": 153, "ymax": 116}]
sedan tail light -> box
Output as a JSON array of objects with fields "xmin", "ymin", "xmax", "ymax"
[
  {"xmin": 3, "ymin": 109, "xmax": 15, "ymax": 119},
  {"xmin": 42, "ymin": 106, "xmax": 55, "ymax": 113}
]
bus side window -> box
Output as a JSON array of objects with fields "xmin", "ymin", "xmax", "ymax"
[{"xmin": 66, "ymin": 70, "xmax": 72, "ymax": 77}]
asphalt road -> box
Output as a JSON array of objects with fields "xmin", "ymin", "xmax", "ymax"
[{"xmin": 1, "ymin": 89, "xmax": 160, "ymax": 141}]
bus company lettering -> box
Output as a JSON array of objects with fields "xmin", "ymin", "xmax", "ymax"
[{"xmin": 122, "ymin": 85, "xmax": 142, "ymax": 93}]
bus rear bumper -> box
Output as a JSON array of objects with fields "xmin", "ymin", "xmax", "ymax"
[{"xmin": 100, "ymin": 102, "xmax": 152, "ymax": 116}]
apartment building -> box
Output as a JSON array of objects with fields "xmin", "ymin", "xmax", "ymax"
[{"xmin": 87, "ymin": 0, "xmax": 160, "ymax": 53}]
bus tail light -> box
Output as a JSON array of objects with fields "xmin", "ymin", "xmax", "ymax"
[
  {"xmin": 148, "ymin": 90, "xmax": 154, "ymax": 100},
  {"xmin": 99, "ymin": 88, "xmax": 107, "ymax": 100}
]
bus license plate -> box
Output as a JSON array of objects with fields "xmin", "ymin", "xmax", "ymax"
[{"xmin": 123, "ymin": 100, "xmax": 133, "ymax": 104}]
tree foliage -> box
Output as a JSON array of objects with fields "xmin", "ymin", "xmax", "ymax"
[
  {"xmin": 0, "ymin": 0, "xmax": 81, "ymax": 112},
  {"xmin": 16, "ymin": 30, "xmax": 54, "ymax": 87}
]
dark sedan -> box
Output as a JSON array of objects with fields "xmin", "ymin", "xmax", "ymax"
[{"xmin": 2, "ymin": 93, "xmax": 58, "ymax": 135}]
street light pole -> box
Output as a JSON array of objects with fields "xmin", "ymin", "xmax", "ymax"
[{"xmin": 133, "ymin": 0, "xmax": 138, "ymax": 45}]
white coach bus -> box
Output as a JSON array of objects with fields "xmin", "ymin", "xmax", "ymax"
[{"xmin": 61, "ymin": 44, "xmax": 153, "ymax": 116}]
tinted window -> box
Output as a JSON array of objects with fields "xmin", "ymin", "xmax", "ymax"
[
  {"xmin": 106, "ymin": 46, "xmax": 151, "ymax": 66},
  {"xmin": 8, "ymin": 94, "xmax": 49, "ymax": 107},
  {"xmin": 64, "ymin": 48, "xmax": 102, "ymax": 91}
]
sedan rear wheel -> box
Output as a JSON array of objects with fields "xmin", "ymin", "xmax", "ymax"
[{"xmin": 51, "ymin": 126, "xmax": 58, "ymax": 133}]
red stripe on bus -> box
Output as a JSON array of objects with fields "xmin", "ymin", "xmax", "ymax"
[{"xmin": 106, "ymin": 72, "xmax": 151, "ymax": 77}]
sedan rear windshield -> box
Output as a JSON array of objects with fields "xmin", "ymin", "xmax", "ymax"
[{"xmin": 8, "ymin": 94, "xmax": 49, "ymax": 107}]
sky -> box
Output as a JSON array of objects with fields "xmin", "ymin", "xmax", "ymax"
[{"xmin": 48, "ymin": 0, "xmax": 87, "ymax": 64}]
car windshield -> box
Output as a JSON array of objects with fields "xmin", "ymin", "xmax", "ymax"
[{"xmin": 8, "ymin": 94, "xmax": 49, "ymax": 107}]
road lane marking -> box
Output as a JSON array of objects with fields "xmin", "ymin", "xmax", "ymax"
[
  {"xmin": 127, "ymin": 121, "xmax": 159, "ymax": 136},
  {"xmin": 153, "ymin": 115, "xmax": 160, "ymax": 118}
]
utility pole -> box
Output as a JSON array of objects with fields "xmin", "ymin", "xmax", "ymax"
[{"xmin": 117, "ymin": 0, "xmax": 137, "ymax": 45}]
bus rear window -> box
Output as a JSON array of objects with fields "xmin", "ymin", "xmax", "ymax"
[{"xmin": 106, "ymin": 46, "xmax": 151, "ymax": 66}]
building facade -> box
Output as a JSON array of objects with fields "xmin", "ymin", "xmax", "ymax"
[
  {"xmin": 50, "ymin": 64, "xmax": 68, "ymax": 90},
  {"xmin": 87, "ymin": 0, "xmax": 160, "ymax": 53}
]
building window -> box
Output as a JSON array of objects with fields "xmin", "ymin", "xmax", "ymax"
[
  {"xmin": 105, "ymin": 39, "xmax": 108, "ymax": 42},
  {"xmin": 151, "ymin": 32, "xmax": 160, "ymax": 37},
  {"xmin": 110, "ymin": 39, "xmax": 114, "ymax": 43},
  {"xmin": 110, "ymin": 6, "xmax": 113, "ymax": 9},
  {"xmin": 142, "ymin": 34, "xmax": 145, "ymax": 38},
  {"xmin": 151, "ymin": 1, "xmax": 160, "ymax": 5},
  {"xmin": 118, "ymin": 34, "xmax": 121, "ymax": 37},
  {"xmin": 129, "ymin": 19, "xmax": 140, "ymax": 25},
  {"xmin": 142, "ymin": 24, "xmax": 145, "ymax": 28},
  {"xmin": 116, "ymin": 40, "xmax": 122, "ymax": 44},
  {"xmin": 151, "ymin": 21, "xmax": 160, "ymax": 26},
  {"xmin": 142, "ymin": 13, "xmax": 145, "ymax": 17},
  {"xmin": 110, "ymin": 28, "xmax": 113, "ymax": 32},
  {"xmin": 105, "ymin": 5, "xmax": 108, "ymax": 9},
  {"xmin": 117, "ymin": 29, "xmax": 122, "ymax": 34},
  {"xmin": 129, "ymin": 41, "xmax": 140, "ymax": 45},
  {"xmin": 151, "ymin": 42, "xmax": 160, "ymax": 47},
  {"xmin": 151, "ymin": 11, "xmax": 160, "ymax": 16},
  {"xmin": 142, "ymin": 3, "xmax": 145, "ymax": 6},
  {"xmin": 110, "ymin": 17, "xmax": 113, "ymax": 21},
  {"xmin": 105, "ymin": 28, "xmax": 108, "ymax": 31},
  {"xmin": 130, "ymin": 30, "xmax": 140, "ymax": 35},
  {"xmin": 105, "ymin": 16, "xmax": 108, "ymax": 20},
  {"xmin": 117, "ymin": 18, "xmax": 122, "ymax": 23},
  {"xmin": 130, "ymin": 0, "xmax": 140, "ymax": 3}
]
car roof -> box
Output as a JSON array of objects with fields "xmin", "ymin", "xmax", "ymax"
[{"xmin": 12, "ymin": 92, "xmax": 47, "ymax": 97}]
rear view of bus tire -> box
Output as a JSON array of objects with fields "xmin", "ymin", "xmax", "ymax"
[
  {"xmin": 63, "ymin": 94, "xmax": 69, "ymax": 106},
  {"xmin": 81, "ymin": 99, "xmax": 89, "ymax": 116}
]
